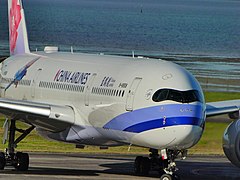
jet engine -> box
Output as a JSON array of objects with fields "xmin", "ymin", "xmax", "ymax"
[{"xmin": 223, "ymin": 119, "xmax": 240, "ymax": 167}]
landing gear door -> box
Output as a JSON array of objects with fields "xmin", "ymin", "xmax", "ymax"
[{"xmin": 126, "ymin": 77, "xmax": 142, "ymax": 111}]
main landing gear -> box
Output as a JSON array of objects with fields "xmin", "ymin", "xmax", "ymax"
[
  {"xmin": 0, "ymin": 119, "xmax": 35, "ymax": 171},
  {"xmin": 134, "ymin": 148, "xmax": 185, "ymax": 180}
]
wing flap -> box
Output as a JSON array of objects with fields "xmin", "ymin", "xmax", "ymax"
[
  {"xmin": 206, "ymin": 100, "xmax": 240, "ymax": 119},
  {"xmin": 0, "ymin": 98, "xmax": 50, "ymax": 117},
  {"xmin": 0, "ymin": 98, "xmax": 75, "ymax": 132}
]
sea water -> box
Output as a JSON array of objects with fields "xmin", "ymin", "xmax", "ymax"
[{"xmin": 0, "ymin": 0, "xmax": 239, "ymax": 91}]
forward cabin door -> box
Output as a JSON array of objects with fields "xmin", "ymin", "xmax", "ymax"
[
  {"xmin": 85, "ymin": 73, "xmax": 97, "ymax": 106},
  {"xmin": 31, "ymin": 68, "xmax": 42, "ymax": 98},
  {"xmin": 126, "ymin": 77, "xmax": 142, "ymax": 111}
]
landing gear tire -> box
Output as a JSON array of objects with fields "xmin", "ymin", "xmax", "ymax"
[
  {"xmin": 0, "ymin": 152, "xmax": 6, "ymax": 170},
  {"xmin": 133, "ymin": 149, "xmax": 183, "ymax": 179},
  {"xmin": 160, "ymin": 174, "xmax": 173, "ymax": 180},
  {"xmin": 160, "ymin": 174, "xmax": 180, "ymax": 180},
  {"xmin": 134, "ymin": 156, "xmax": 143, "ymax": 174},
  {"xmin": 14, "ymin": 152, "xmax": 29, "ymax": 171},
  {"xmin": 140, "ymin": 157, "xmax": 150, "ymax": 175},
  {"xmin": 134, "ymin": 156, "xmax": 150, "ymax": 176}
]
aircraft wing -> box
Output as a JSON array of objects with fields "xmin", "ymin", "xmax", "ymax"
[
  {"xmin": 0, "ymin": 98, "xmax": 75, "ymax": 132},
  {"xmin": 206, "ymin": 100, "xmax": 240, "ymax": 118}
]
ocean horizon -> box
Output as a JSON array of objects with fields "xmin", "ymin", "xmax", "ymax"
[{"xmin": 0, "ymin": 0, "xmax": 240, "ymax": 58}]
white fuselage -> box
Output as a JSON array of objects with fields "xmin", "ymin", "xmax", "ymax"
[{"xmin": 0, "ymin": 52, "xmax": 206, "ymax": 150}]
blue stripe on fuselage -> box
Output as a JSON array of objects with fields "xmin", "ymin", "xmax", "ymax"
[
  {"xmin": 103, "ymin": 104, "xmax": 205, "ymax": 133},
  {"xmin": 124, "ymin": 117, "xmax": 201, "ymax": 133}
]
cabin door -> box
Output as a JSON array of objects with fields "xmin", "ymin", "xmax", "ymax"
[
  {"xmin": 126, "ymin": 77, "xmax": 142, "ymax": 111},
  {"xmin": 31, "ymin": 68, "xmax": 42, "ymax": 98},
  {"xmin": 85, "ymin": 73, "xmax": 97, "ymax": 106}
]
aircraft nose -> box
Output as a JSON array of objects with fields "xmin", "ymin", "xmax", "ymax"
[
  {"xmin": 171, "ymin": 123, "xmax": 204, "ymax": 149},
  {"xmin": 103, "ymin": 102, "xmax": 205, "ymax": 149},
  {"xmin": 131, "ymin": 123, "xmax": 203, "ymax": 150},
  {"xmin": 130, "ymin": 103, "xmax": 205, "ymax": 149}
]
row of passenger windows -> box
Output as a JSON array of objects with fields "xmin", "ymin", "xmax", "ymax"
[
  {"xmin": 1, "ymin": 78, "xmax": 31, "ymax": 86},
  {"xmin": 39, "ymin": 81, "xmax": 85, "ymax": 92},
  {"xmin": 92, "ymin": 87, "xmax": 125, "ymax": 97},
  {"xmin": 1, "ymin": 77, "xmax": 126, "ymax": 98}
]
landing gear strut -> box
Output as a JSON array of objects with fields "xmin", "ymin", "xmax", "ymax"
[
  {"xmin": 0, "ymin": 119, "xmax": 35, "ymax": 170},
  {"xmin": 159, "ymin": 149, "xmax": 180, "ymax": 180},
  {"xmin": 134, "ymin": 148, "xmax": 183, "ymax": 180}
]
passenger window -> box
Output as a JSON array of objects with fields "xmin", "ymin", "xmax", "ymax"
[{"xmin": 122, "ymin": 90, "xmax": 125, "ymax": 97}]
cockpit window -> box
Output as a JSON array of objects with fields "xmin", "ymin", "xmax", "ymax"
[{"xmin": 152, "ymin": 89, "xmax": 202, "ymax": 103}]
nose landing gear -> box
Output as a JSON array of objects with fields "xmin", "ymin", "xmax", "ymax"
[{"xmin": 134, "ymin": 148, "xmax": 183, "ymax": 180}]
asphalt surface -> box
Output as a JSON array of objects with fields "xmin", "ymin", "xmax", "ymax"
[{"xmin": 0, "ymin": 153, "xmax": 239, "ymax": 180}]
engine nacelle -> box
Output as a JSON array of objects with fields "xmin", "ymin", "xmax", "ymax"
[
  {"xmin": 228, "ymin": 110, "xmax": 240, "ymax": 120},
  {"xmin": 223, "ymin": 119, "xmax": 240, "ymax": 167}
]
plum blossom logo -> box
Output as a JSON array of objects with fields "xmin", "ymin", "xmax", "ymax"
[
  {"xmin": 5, "ymin": 57, "xmax": 40, "ymax": 91},
  {"xmin": 9, "ymin": 0, "xmax": 22, "ymax": 54}
]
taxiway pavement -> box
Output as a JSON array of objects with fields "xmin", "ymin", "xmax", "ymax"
[{"xmin": 0, "ymin": 153, "xmax": 239, "ymax": 180}]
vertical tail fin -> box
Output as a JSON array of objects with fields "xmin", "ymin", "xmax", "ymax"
[{"xmin": 8, "ymin": 0, "xmax": 30, "ymax": 56}]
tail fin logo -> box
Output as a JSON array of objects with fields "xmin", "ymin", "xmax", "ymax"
[{"xmin": 9, "ymin": 0, "xmax": 22, "ymax": 54}]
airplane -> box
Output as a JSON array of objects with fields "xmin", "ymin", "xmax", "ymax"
[{"xmin": 0, "ymin": 0, "xmax": 239, "ymax": 180}]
